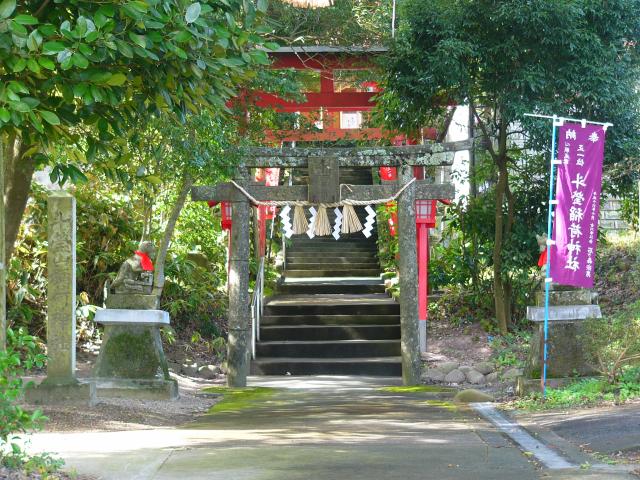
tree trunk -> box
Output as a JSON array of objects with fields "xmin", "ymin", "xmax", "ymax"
[
  {"xmin": 4, "ymin": 134, "xmax": 36, "ymax": 261},
  {"xmin": 493, "ymin": 160, "xmax": 510, "ymax": 334},
  {"xmin": 152, "ymin": 175, "xmax": 194, "ymax": 298}
]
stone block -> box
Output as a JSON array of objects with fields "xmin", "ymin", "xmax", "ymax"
[
  {"xmin": 95, "ymin": 308, "xmax": 169, "ymax": 326},
  {"xmin": 535, "ymin": 289, "xmax": 595, "ymax": 307},
  {"xmin": 485, "ymin": 372, "xmax": 499, "ymax": 384},
  {"xmin": 25, "ymin": 380, "xmax": 96, "ymax": 406},
  {"xmin": 458, "ymin": 365, "xmax": 473, "ymax": 374},
  {"xmin": 94, "ymin": 379, "xmax": 178, "ymax": 401},
  {"xmin": 525, "ymin": 323, "xmax": 598, "ymax": 378},
  {"xmin": 93, "ymin": 320, "xmax": 170, "ymax": 381},
  {"xmin": 105, "ymin": 293, "xmax": 160, "ymax": 310},
  {"xmin": 527, "ymin": 305, "xmax": 601, "ymax": 322}
]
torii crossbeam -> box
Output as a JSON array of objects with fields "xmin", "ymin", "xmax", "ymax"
[{"xmin": 192, "ymin": 141, "xmax": 469, "ymax": 387}]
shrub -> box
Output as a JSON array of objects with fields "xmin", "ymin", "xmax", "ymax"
[
  {"xmin": 0, "ymin": 328, "xmax": 47, "ymax": 455},
  {"xmin": 581, "ymin": 301, "xmax": 640, "ymax": 382}
]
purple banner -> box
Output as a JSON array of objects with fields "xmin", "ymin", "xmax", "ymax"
[{"xmin": 550, "ymin": 122, "xmax": 607, "ymax": 288}]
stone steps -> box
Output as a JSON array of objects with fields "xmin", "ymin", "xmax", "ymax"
[
  {"xmin": 251, "ymin": 166, "xmax": 401, "ymax": 377},
  {"xmin": 260, "ymin": 324, "xmax": 400, "ymax": 341},
  {"xmin": 250, "ymin": 357, "xmax": 402, "ymax": 376}
]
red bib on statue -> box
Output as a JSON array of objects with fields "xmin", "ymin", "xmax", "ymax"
[{"xmin": 135, "ymin": 251, "xmax": 154, "ymax": 271}]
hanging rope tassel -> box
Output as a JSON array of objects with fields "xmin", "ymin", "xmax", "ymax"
[
  {"xmin": 314, "ymin": 205, "xmax": 332, "ymax": 236},
  {"xmin": 341, "ymin": 204, "xmax": 363, "ymax": 234},
  {"xmin": 293, "ymin": 205, "xmax": 308, "ymax": 235}
]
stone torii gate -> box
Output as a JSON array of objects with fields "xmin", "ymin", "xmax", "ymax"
[{"xmin": 191, "ymin": 141, "xmax": 469, "ymax": 387}]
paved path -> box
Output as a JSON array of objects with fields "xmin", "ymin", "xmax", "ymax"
[{"xmin": 26, "ymin": 377, "xmax": 636, "ymax": 479}]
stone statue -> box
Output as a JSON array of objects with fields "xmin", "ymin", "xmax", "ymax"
[
  {"xmin": 110, "ymin": 241, "xmax": 156, "ymax": 295},
  {"xmin": 535, "ymin": 233, "xmax": 548, "ymax": 283}
]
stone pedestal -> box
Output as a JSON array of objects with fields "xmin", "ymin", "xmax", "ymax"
[
  {"xmin": 26, "ymin": 192, "xmax": 95, "ymax": 405},
  {"xmin": 520, "ymin": 287, "xmax": 601, "ymax": 393},
  {"xmin": 93, "ymin": 309, "xmax": 177, "ymax": 400}
]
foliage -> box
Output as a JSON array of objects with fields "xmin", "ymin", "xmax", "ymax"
[
  {"xmin": 594, "ymin": 233, "xmax": 640, "ymax": 315},
  {"xmin": 0, "ymin": 328, "xmax": 47, "ymax": 454},
  {"xmin": 580, "ymin": 302, "xmax": 640, "ymax": 382},
  {"xmin": 489, "ymin": 331, "xmax": 530, "ymax": 368},
  {"xmin": 268, "ymin": 0, "xmax": 391, "ymax": 46},
  {"xmin": 0, "ymin": 0, "xmax": 273, "ymax": 159},
  {"xmin": 8, "ymin": 184, "xmax": 141, "ymax": 337},
  {"xmin": 375, "ymin": 203, "xmax": 397, "ymax": 274},
  {"xmin": 378, "ymin": 0, "xmax": 640, "ymax": 332},
  {"xmin": 509, "ymin": 366, "xmax": 640, "ymax": 411},
  {"xmin": 8, "ymin": 182, "xmax": 229, "ymax": 343}
]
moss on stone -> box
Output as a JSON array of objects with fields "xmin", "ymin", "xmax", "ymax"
[
  {"xmin": 98, "ymin": 327, "xmax": 160, "ymax": 378},
  {"xmin": 203, "ymin": 387, "xmax": 277, "ymax": 413},
  {"xmin": 379, "ymin": 385, "xmax": 456, "ymax": 394},
  {"xmin": 423, "ymin": 399, "xmax": 458, "ymax": 411}
]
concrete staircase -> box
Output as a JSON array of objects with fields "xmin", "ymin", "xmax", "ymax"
[{"xmin": 251, "ymin": 168, "xmax": 402, "ymax": 377}]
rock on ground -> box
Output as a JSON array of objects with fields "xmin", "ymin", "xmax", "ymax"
[
  {"xmin": 465, "ymin": 369, "xmax": 486, "ymax": 385},
  {"xmin": 458, "ymin": 365, "xmax": 473, "ymax": 374},
  {"xmin": 438, "ymin": 362, "xmax": 460, "ymax": 374},
  {"xmin": 444, "ymin": 369, "xmax": 466, "ymax": 384},
  {"xmin": 453, "ymin": 389, "xmax": 494, "ymax": 403},
  {"xmin": 422, "ymin": 369, "xmax": 445, "ymax": 382},
  {"xmin": 475, "ymin": 361, "xmax": 495, "ymax": 375}
]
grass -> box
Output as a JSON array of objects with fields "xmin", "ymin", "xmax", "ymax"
[
  {"xmin": 202, "ymin": 387, "xmax": 277, "ymax": 413},
  {"xmin": 506, "ymin": 367, "xmax": 640, "ymax": 411}
]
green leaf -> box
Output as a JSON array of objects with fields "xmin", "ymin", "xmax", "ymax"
[
  {"xmin": 185, "ymin": 3, "xmax": 202, "ymax": 24},
  {"xmin": 37, "ymin": 57, "xmax": 55, "ymax": 70},
  {"xmin": 43, "ymin": 41, "xmax": 65, "ymax": 54},
  {"xmin": 0, "ymin": 108, "xmax": 10, "ymax": 122},
  {"xmin": 106, "ymin": 73, "xmax": 127, "ymax": 86},
  {"xmin": 145, "ymin": 175, "xmax": 162, "ymax": 185},
  {"xmin": 257, "ymin": 0, "xmax": 268, "ymax": 13},
  {"xmin": 72, "ymin": 52, "xmax": 89, "ymax": 69},
  {"xmin": 115, "ymin": 40, "xmax": 134, "ymax": 58},
  {"xmin": 39, "ymin": 110, "xmax": 60, "ymax": 125},
  {"xmin": 129, "ymin": 32, "xmax": 147, "ymax": 48},
  {"xmin": 0, "ymin": 0, "xmax": 16, "ymax": 19},
  {"xmin": 173, "ymin": 30, "xmax": 192, "ymax": 43},
  {"xmin": 26, "ymin": 58, "xmax": 40, "ymax": 73},
  {"xmin": 12, "ymin": 58, "xmax": 26, "ymax": 72},
  {"xmin": 9, "ymin": 101, "xmax": 32, "ymax": 113},
  {"xmin": 13, "ymin": 14, "xmax": 38, "ymax": 25}
]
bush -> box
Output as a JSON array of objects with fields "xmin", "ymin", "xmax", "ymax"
[
  {"xmin": 0, "ymin": 329, "xmax": 47, "ymax": 453},
  {"xmin": 581, "ymin": 301, "xmax": 640, "ymax": 382}
]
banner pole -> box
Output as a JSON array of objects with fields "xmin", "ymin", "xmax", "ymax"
[{"xmin": 541, "ymin": 116, "xmax": 560, "ymax": 398}]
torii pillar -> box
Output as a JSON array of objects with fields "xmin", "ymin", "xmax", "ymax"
[{"xmin": 227, "ymin": 168, "xmax": 251, "ymax": 387}]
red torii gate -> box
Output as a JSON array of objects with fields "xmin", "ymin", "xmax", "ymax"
[{"xmin": 214, "ymin": 47, "xmax": 450, "ymax": 350}]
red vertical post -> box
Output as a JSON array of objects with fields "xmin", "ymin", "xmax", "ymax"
[{"xmin": 418, "ymin": 223, "xmax": 429, "ymax": 321}]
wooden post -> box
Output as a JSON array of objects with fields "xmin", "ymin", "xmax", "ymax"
[
  {"xmin": 227, "ymin": 169, "xmax": 251, "ymax": 387},
  {"xmin": 0, "ymin": 139, "xmax": 5, "ymax": 350},
  {"xmin": 397, "ymin": 165, "xmax": 421, "ymax": 385}
]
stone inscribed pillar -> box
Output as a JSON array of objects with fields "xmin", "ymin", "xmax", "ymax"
[
  {"xmin": 26, "ymin": 191, "xmax": 94, "ymax": 405},
  {"xmin": 46, "ymin": 191, "xmax": 76, "ymax": 382},
  {"xmin": 397, "ymin": 165, "xmax": 421, "ymax": 385}
]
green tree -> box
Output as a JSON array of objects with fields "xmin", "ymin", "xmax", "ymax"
[
  {"xmin": 0, "ymin": 0, "xmax": 275, "ymax": 260},
  {"xmin": 379, "ymin": 0, "xmax": 640, "ymax": 333}
]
